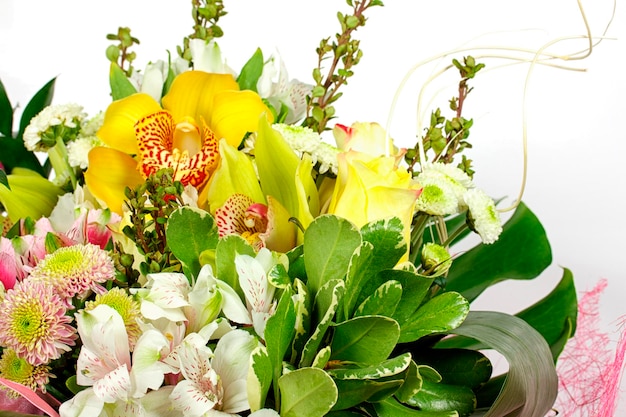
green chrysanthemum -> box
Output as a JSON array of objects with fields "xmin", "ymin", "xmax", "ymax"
[
  {"xmin": 414, "ymin": 179, "xmax": 459, "ymax": 216},
  {"xmin": 85, "ymin": 287, "xmax": 142, "ymax": 349},
  {"xmin": 420, "ymin": 242, "xmax": 452, "ymax": 275},
  {"xmin": 0, "ymin": 348, "xmax": 51, "ymax": 394},
  {"xmin": 28, "ymin": 243, "xmax": 115, "ymax": 304},
  {"xmin": 464, "ymin": 188, "xmax": 502, "ymax": 244}
]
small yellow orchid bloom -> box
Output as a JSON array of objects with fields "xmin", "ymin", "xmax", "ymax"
[
  {"xmin": 0, "ymin": 168, "xmax": 63, "ymax": 223},
  {"xmin": 86, "ymin": 71, "xmax": 273, "ymax": 213}
]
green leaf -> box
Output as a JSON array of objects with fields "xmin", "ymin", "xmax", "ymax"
[
  {"xmin": 0, "ymin": 78, "xmax": 14, "ymax": 137},
  {"xmin": 291, "ymin": 278, "xmax": 312, "ymax": 363},
  {"xmin": 109, "ymin": 61, "xmax": 138, "ymax": 100},
  {"xmin": 237, "ymin": 48, "xmax": 264, "ymax": 92},
  {"xmin": 354, "ymin": 280, "xmax": 402, "ymax": 318},
  {"xmin": 18, "ymin": 77, "xmax": 56, "ymax": 137},
  {"xmin": 386, "ymin": 269, "xmax": 434, "ymax": 326},
  {"xmin": 248, "ymin": 346, "xmax": 273, "ymax": 411},
  {"xmin": 449, "ymin": 311, "xmax": 558, "ymax": 417},
  {"xmin": 342, "ymin": 241, "xmax": 375, "ymax": 320},
  {"xmin": 404, "ymin": 377, "xmax": 476, "ymax": 417},
  {"xmin": 0, "ymin": 169, "xmax": 9, "ymax": 189},
  {"xmin": 304, "ymin": 215, "xmax": 361, "ymax": 296},
  {"xmin": 332, "ymin": 378, "xmax": 405, "ymax": 410},
  {"xmin": 361, "ymin": 217, "xmax": 406, "ymax": 270},
  {"xmin": 300, "ymin": 279, "xmax": 345, "ymax": 368},
  {"xmin": 215, "ymin": 235, "xmax": 256, "ymax": 296},
  {"xmin": 395, "ymin": 360, "xmax": 422, "ymax": 403},
  {"xmin": 399, "ymin": 292, "xmax": 469, "ymax": 343},
  {"xmin": 265, "ymin": 288, "xmax": 297, "ymax": 403},
  {"xmin": 446, "ymin": 203, "xmax": 552, "ymax": 302},
  {"xmin": 412, "ymin": 348, "xmax": 492, "ymax": 390},
  {"xmin": 374, "ymin": 397, "xmax": 459, "ymax": 416},
  {"xmin": 165, "ymin": 206, "xmax": 219, "ymax": 279},
  {"xmin": 328, "ymin": 352, "xmax": 411, "ymax": 380},
  {"xmin": 279, "ymin": 367, "xmax": 338, "ymax": 417},
  {"xmin": 516, "ymin": 268, "xmax": 577, "ymax": 359},
  {"xmin": 330, "ymin": 315, "xmax": 400, "ymax": 365}
]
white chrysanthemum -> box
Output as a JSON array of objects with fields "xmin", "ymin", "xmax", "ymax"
[
  {"xmin": 79, "ymin": 112, "xmax": 104, "ymax": 137},
  {"xmin": 67, "ymin": 135, "xmax": 105, "ymax": 169},
  {"xmin": 414, "ymin": 175, "xmax": 462, "ymax": 216},
  {"xmin": 464, "ymin": 188, "xmax": 502, "ymax": 244},
  {"xmin": 272, "ymin": 124, "xmax": 340, "ymax": 175},
  {"xmin": 418, "ymin": 162, "xmax": 473, "ymax": 206},
  {"xmin": 23, "ymin": 103, "xmax": 86, "ymax": 151}
]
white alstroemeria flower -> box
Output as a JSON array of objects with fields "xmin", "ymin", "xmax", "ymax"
[
  {"xmin": 185, "ymin": 265, "xmax": 224, "ymax": 333},
  {"xmin": 256, "ymin": 52, "xmax": 312, "ymax": 124},
  {"xmin": 75, "ymin": 305, "xmax": 171, "ymax": 403},
  {"xmin": 189, "ymin": 39, "xmax": 236, "ymax": 75},
  {"xmin": 166, "ymin": 329, "xmax": 259, "ymax": 417},
  {"xmin": 217, "ymin": 248, "xmax": 278, "ymax": 339},
  {"xmin": 131, "ymin": 272, "xmax": 192, "ymax": 322},
  {"xmin": 463, "ymin": 188, "xmax": 503, "ymax": 244},
  {"xmin": 59, "ymin": 385, "xmax": 180, "ymax": 417}
]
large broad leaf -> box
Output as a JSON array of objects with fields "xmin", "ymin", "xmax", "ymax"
[
  {"xmin": 279, "ymin": 367, "xmax": 338, "ymax": 417},
  {"xmin": 399, "ymin": 292, "xmax": 469, "ymax": 343},
  {"xmin": 0, "ymin": 78, "xmax": 13, "ymax": 137},
  {"xmin": 445, "ymin": 203, "xmax": 552, "ymax": 302},
  {"xmin": 165, "ymin": 206, "xmax": 219, "ymax": 279},
  {"xmin": 304, "ymin": 215, "xmax": 361, "ymax": 296},
  {"xmin": 412, "ymin": 349, "xmax": 492, "ymax": 390},
  {"xmin": 405, "ymin": 377, "xmax": 476, "ymax": 417},
  {"xmin": 448, "ymin": 311, "xmax": 558, "ymax": 417},
  {"xmin": 332, "ymin": 378, "xmax": 405, "ymax": 411},
  {"xmin": 437, "ymin": 269, "xmax": 577, "ymax": 361},
  {"xmin": 18, "ymin": 77, "xmax": 55, "ymax": 137},
  {"xmin": 330, "ymin": 315, "xmax": 400, "ymax": 365}
]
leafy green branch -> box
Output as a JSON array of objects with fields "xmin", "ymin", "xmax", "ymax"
[
  {"xmin": 304, "ymin": 0, "xmax": 384, "ymax": 134},
  {"xmin": 105, "ymin": 27, "xmax": 141, "ymax": 77},
  {"xmin": 177, "ymin": 0, "xmax": 227, "ymax": 63},
  {"xmin": 406, "ymin": 56, "xmax": 485, "ymax": 177}
]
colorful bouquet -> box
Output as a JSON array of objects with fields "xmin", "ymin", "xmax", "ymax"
[{"xmin": 0, "ymin": 1, "xmax": 602, "ymax": 416}]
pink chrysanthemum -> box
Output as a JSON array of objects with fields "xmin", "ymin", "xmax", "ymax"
[
  {"xmin": 28, "ymin": 243, "xmax": 115, "ymax": 303},
  {"xmin": 0, "ymin": 280, "xmax": 77, "ymax": 366},
  {"xmin": 0, "ymin": 348, "xmax": 52, "ymax": 394}
]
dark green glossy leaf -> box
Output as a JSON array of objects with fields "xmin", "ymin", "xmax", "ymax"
[
  {"xmin": 0, "ymin": 78, "xmax": 13, "ymax": 137},
  {"xmin": 374, "ymin": 397, "xmax": 459, "ymax": 416},
  {"xmin": 412, "ymin": 349, "xmax": 492, "ymax": 389},
  {"xmin": 18, "ymin": 77, "xmax": 55, "ymax": 137},
  {"xmin": 449, "ymin": 311, "xmax": 557, "ymax": 417},
  {"xmin": 237, "ymin": 47, "xmax": 264, "ymax": 92},
  {"xmin": 386, "ymin": 269, "xmax": 434, "ymax": 326},
  {"xmin": 399, "ymin": 292, "xmax": 469, "ymax": 343},
  {"xmin": 333, "ymin": 377, "xmax": 405, "ymax": 410},
  {"xmin": 330, "ymin": 316, "xmax": 400, "ymax": 365},
  {"xmin": 446, "ymin": 202, "xmax": 552, "ymax": 302},
  {"xmin": 165, "ymin": 206, "xmax": 219, "ymax": 279},
  {"xmin": 405, "ymin": 377, "xmax": 476, "ymax": 417},
  {"xmin": 304, "ymin": 215, "xmax": 361, "ymax": 296},
  {"xmin": 0, "ymin": 169, "xmax": 9, "ymax": 189}
]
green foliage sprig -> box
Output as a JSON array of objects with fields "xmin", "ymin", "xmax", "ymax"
[
  {"xmin": 117, "ymin": 168, "xmax": 185, "ymax": 282},
  {"xmin": 178, "ymin": 0, "xmax": 227, "ymax": 63},
  {"xmin": 105, "ymin": 27, "xmax": 141, "ymax": 77},
  {"xmin": 406, "ymin": 56, "xmax": 485, "ymax": 177},
  {"xmin": 304, "ymin": 0, "xmax": 384, "ymax": 134}
]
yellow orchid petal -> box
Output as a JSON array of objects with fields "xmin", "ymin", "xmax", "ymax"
[
  {"xmin": 0, "ymin": 169, "xmax": 63, "ymax": 222},
  {"xmin": 97, "ymin": 93, "xmax": 162, "ymax": 155},
  {"xmin": 135, "ymin": 111, "xmax": 219, "ymax": 188},
  {"xmin": 162, "ymin": 71, "xmax": 240, "ymax": 125},
  {"xmin": 211, "ymin": 90, "xmax": 274, "ymax": 147},
  {"xmin": 295, "ymin": 153, "xmax": 319, "ymax": 232},
  {"xmin": 261, "ymin": 196, "xmax": 297, "ymax": 253},
  {"xmin": 85, "ymin": 147, "xmax": 144, "ymax": 214},
  {"xmin": 205, "ymin": 138, "xmax": 264, "ymax": 213}
]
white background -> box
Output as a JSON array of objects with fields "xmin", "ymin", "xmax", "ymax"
[{"xmin": 1, "ymin": 0, "xmax": 625, "ymax": 410}]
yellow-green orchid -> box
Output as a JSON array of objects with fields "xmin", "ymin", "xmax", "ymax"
[
  {"xmin": 85, "ymin": 71, "xmax": 273, "ymax": 213},
  {"xmin": 0, "ymin": 168, "xmax": 63, "ymax": 223}
]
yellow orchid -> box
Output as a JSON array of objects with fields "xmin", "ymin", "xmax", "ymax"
[{"xmin": 85, "ymin": 71, "xmax": 273, "ymax": 213}]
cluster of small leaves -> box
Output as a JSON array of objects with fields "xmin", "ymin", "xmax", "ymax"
[
  {"xmin": 406, "ymin": 56, "xmax": 485, "ymax": 177},
  {"xmin": 177, "ymin": 0, "xmax": 227, "ymax": 63},
  {"xmin": 303, "ymin": 0, "xmax": 384, "ymax": 134},
  {"xmin": 118, "ymin": 169, "xmax": 185, "ymax": 281},
  {"xmin": 105, "ymin": 27, "xmax": 141, "ymax": 77}
]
